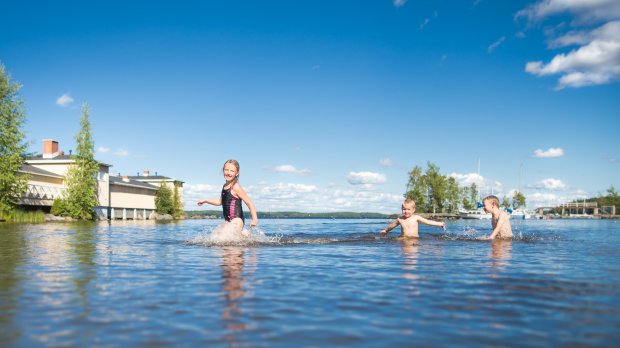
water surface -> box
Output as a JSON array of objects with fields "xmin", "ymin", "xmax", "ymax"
[{"xmin": 1, "ymin": 218, "xmax": 619, "ymax": 347}]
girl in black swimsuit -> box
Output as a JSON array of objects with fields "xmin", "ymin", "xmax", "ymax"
[{"xmin": 197, "ymin": 159, "xmax": 258, "ymax": 238}]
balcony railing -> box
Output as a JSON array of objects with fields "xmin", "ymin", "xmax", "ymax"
[{"xmin": 19, "ymin": 184, "xmax": 66, "ymax": 205}]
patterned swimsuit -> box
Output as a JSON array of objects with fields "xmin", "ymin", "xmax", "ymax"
[{"xmin": 221, "ymin": 183, "xmax": 244, "ymax": 223}]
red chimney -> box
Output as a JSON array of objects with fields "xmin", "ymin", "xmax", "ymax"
[{"xmin": 43, "ymin": 139, "xmax": 59, "ymax": 158}]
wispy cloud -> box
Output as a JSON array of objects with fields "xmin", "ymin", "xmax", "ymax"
[
  {"xmin": 518, "ymin": 0, "xmax": 620, "ymax": 89},
  {"xmin": 393, "ymin": 0, "xmax": 407, "ymax": 8},
  {"xmin": 273, "ymin": 164, "xmax": 311, "ymax": 176},
  {"xmin": 97, "ymin": 146, "xmax": 110, "ymax": 153},
  {"xmin": 534, "ymin": 147, "xmax": 564, "ymax": 158},
  {"xmin": 114, "ymin": 149, "xmax": 130, "ymax": 157},
  {"xmin": 528, "ymin": 178, "xmax": 568, "ymax": 190},
  {"xmin": 56, "ymin": 93, "xmax": 74, "ymax": 107},
  {"xmin": 379, "ymin": 158, "xmax": 393, "ymax": 167},
  {"xmin": 488, "ymin": 36, "xmax": 506, "ymax": 53},
  {"xmin": 419, "ymin": 11, "xmax": 438, "ymax": 30},
  {"xmin": 419, "ymin": 18, "xmax": 431, "ymax": 30}
]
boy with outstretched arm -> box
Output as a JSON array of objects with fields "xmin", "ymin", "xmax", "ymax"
[{"xmin": 379, "ymin": 199, "xmax": 446, "ymax": 238}]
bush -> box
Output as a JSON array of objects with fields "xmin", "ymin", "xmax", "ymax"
[{"xmin": 51, "ymin": 198, "xmax": 68, "ymax": 216}]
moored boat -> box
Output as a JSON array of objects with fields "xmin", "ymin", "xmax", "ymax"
[{"xmin": 458, "ymin": 209, "xmax": 491, "ymax": 219}]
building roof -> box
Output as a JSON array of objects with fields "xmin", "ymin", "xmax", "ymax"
[
  {"xmin": 127, "ymin": 175, "xmax": 185, "ymax": 184},
  {"xmin": 25, "ymin": 155, "xmax": 112, "ymax": 167},
  {"xmin": 109, "ymin": 176, "xmax": 159, "ymax": 191},
  {"xmin": 19, "ymin": 164, "xmax": 65, "ymax": 178}
]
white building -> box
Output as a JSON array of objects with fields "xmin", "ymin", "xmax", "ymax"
[{"xmin": 18, "ymin": 139, "xmax": 183, "ymax": 220}]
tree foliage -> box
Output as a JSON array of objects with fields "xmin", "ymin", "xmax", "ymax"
[
  {"xmin": 501, "ymin": 196, "xmax": 511, "ymax": 209},
  {"xmin": 155, "ymin": 180, "xmax": 174, "ymax": 215},
  {"xmin": 172, "ymin": 181, "xmax": 184, "ymax": 219},
  {"xmin": 405, "ymin": 162, "xmax": 461, "ymax": 213},
  {"xmin": 405, "ymin": 165, "xmax": 428, "ymax": 212},
  {"xmin": 597, "ymin": 185, "xmax": 620, "ymax": 213},
  {"xmin": 512, "ymin": 191, "xmax": 526, "ymax": 209},
  {"xmin": 63, "ymin": 104, "xmax": 99, "ymax": 220},
  {"xmin": 0, "ymin": 63, "xmax": 29, "ymax": 216}
]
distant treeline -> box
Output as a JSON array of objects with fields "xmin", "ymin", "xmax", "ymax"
[{"xmin": 186, "ymin": 210, "xmax": 390, "ymax": 219}]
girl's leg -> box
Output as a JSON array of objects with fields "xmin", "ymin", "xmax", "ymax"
[{"xmin": 230, "ymin": 218, "xmax": 249, "ymax": 237}]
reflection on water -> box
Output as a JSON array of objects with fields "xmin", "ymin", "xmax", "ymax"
[
  {"xmin": 219, "ymin": 246, "xmax": 257, "ymax": 345},
  {"xmin": 0, "ymin": 219, "xmax": 619, "ymax": 346},
  {"xmin": 68, "ymin": 223, "xmax": 97, "ymax": 318},
  {"xmin": 0, "ymin": 225, "xmax": 27, "ymax": 344},
  {"xmin": 489, "ymin": 240, "xmax": 512, "ymax": 272},
  {"xmin": 400, "ymin": 239, "xmax": 419, "ymax": 281}
]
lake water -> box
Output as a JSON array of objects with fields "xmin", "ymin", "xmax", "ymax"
[{"xmin": 1, "ymin": 218, "xmax": 619, "ymax": 347}]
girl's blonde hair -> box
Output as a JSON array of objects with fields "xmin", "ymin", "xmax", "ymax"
[{"xmin": 223, "ymin": 159, "xmax": 240, "ymax": 187}]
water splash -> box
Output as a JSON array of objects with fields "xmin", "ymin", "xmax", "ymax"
[{"xmin": 186, "ymin": 222, "xmax": 282, "ymax": 246}]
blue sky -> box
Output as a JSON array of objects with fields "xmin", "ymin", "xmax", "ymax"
[{"xmin": 2, "ymin": 0, "xmax": 619, "ymax": 213}]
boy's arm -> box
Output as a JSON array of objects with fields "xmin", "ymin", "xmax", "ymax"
[
  {"xmin": 379, "ymin": 220, "xmax": 400, "ymax": 235},
  {"xmin": 417, "ymin": 216, "xmax": 447, "ymax": 231}
]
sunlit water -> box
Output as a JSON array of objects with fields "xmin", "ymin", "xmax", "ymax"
[{"xmin": 1, "ymin": 218, "xmax": 619, "ymax": 347}]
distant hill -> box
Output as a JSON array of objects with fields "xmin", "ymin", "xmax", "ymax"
[{"xmin": 185, "ymin": 210, "xmax": 390, "ymax": 219}]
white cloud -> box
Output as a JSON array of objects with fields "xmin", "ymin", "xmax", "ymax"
[
  {"xmin": 528, "ymin": 178, "xmax": 568, "ymax": 190},
  {"xmin": 518, "ymin": 1, "xmax": 620, "ymax": 89},
  {"xmin": 488, "ymin": 36, "xmax": 506, "ymax": 53},
  {"xmin": 449, "ymin": 172, "xmax": 504, "ymax": 196},
  {"xmin": 393, "ymin": 0, "xmax": 407, "ymax": 8},
  {"xmin": 274, "ymin": 164, "xmax": 311, "ymax": 176},
  {"xmin": 97, "ymin": 147, "xmax": 110, "ymax": 153},
  {"xmin": 182, "ymin": 183, "xmax": 223, "ymax": 208},
  {"xmin": 114, "ymin": 149, "xmax": 130, "ymax": 157},
  {"xmin": 346, "ymin": 171, "xmax": 387, "ymax": 185},
  {"xmin": 379, "ymin": 158, "xmax": 393, "ymax": 167},
  {"xmin": 56, "ymin": 93, "xmax": 74, "ymax": 107},
  {"xmin": 533, "ymin": 147, "xmax": 564, "ymax": 157},
  {"xmin": 525, "ymin": 189, "xmax": 591, "ymax": 208},
  {"xmin": 517, "ymin": 0, "xmax": 620, "ymax": 24},
  {"xmin": 183, "ymin": 180, "xmax": 403, "ymax": 214}
]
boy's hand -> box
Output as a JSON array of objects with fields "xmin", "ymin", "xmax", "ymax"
[
  {"xmin": 441, "ymin": 222, "xmax": 446, "ymax": 231},
  {"xmin": 379, "ymin": 229, "xmax": 388, "ymax": 235}
]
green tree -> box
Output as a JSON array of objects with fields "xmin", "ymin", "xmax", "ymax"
[
  {"xmin": 0, "ymin": 63, "xmax": 29, "ymax": 217},
  {"xmin": 469, "ymin": 183, "xmax": 479, "ymax": 206},
  {"xmin": 425, "ymin": 162, "xmax": 447, "ymax": 213},
  {"xmin": 64, "ymin": 104, "xmax": 99, "ymax": 220},
  {"xmin": 598, "ymin": 185, "xmax": 620, "ymax": 213},
  {"xmin": 512, "ymin": 191, "xmax": 526, "ymax": 209},
  {"xmin": 155, "ymin": 180, "xmax": 173, "ymax": 215},
  {"xmin": 405, "ymin": 165, "xmax": 429, "ymax": 212},
  {"xmin": 172, "ymin": 181, "xmax": 184, "ymax": 218},
  {"xmin": 501, "ymin": 196, "xmax": 511, "ymax": 209},
  {"xmin": 459, "ymin": 186, "xmax": 473, "ymax": 210},
  {"xmin": 445, "ymin": 176, "xmax": 460, "ymax": 213}
]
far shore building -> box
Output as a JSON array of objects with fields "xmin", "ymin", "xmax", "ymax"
[{"xmin": 18, "ymin": 139, "xmax": 183, "ymax": 220}]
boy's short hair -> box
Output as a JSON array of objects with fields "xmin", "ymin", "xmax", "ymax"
[
  {"xmin": 483, "ymin": 195, "xmax": 500, "ymax": 207},
  {"xmin": 403, "ymin": 199, "xmax": 416, "ymax": 209}
]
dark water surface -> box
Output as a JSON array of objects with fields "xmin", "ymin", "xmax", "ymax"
[{"xmin": 1, "ymin": 218, "xmax": 619, "ymax": 347}]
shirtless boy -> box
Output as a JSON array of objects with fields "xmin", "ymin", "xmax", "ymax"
[{"xmin": 379, "ymin": 199, "xmax": 446, "ymax": 238}]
